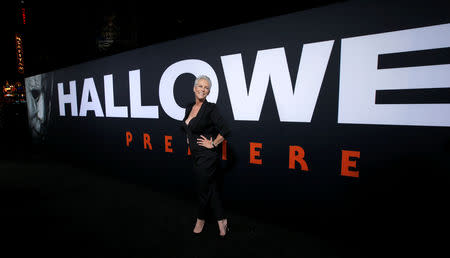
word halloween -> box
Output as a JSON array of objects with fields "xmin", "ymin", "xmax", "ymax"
[{"xmin": 57, "ymin": 23, "xmax": 450, "ymax": 127}]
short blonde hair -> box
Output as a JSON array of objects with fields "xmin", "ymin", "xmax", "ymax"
[{"xmin": 194, "ymin": 75, "xmax": 212, "ymax": 87}]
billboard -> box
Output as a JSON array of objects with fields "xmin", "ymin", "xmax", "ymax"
[{"xmin": 25, "ymin": 0, "xmax": 450, "ymax": 222}]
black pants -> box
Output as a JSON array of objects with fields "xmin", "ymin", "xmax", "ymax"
[{"xmin": 192, "ymin": 150, "xmax": 225, "ymax": 220}]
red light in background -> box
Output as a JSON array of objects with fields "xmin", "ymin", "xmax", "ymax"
[{"xmin": 21, "ymin": 8, "xmax": 26, "ymax": 24}]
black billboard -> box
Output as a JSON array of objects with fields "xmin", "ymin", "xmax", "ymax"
[{"xmin": 25, "ymin": 0, "xmax": 450, "ymax": 224}]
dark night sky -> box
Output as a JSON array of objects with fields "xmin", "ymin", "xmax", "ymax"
[{"xmin": 1, "ymin": 0, "xmax": 345, "ymax": 81}]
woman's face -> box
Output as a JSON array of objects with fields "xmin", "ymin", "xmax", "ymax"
[{"xmin": 193, "ymin": 79, "xmax": 210, "ymax": 100}]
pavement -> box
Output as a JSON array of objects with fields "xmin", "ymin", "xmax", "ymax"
[{"xmin": 1, "ymin": 102, "xmax": 448, "ymax": 258}]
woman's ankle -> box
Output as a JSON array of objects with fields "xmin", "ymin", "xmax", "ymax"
[{"xmin": 217, "ymin": 218, "xmax": 227, "ymax": 226}]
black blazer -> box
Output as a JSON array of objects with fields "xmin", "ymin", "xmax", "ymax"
[{"xmin": 183, "ymin": 100, "xmax": 231, "ymax": 152}]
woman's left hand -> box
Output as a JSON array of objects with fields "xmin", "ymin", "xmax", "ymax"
[{"xmin": 197, "ymin": 135, "xmax": 214, "ymax": 149}]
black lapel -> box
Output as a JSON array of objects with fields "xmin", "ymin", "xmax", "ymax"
[
  {"xmin": 190, "ymin": 99, "xmax": 208, "ymax": 130},
  {"xmin": 186, "ymin": 102, "xmax": 194, "ymax": 119}
]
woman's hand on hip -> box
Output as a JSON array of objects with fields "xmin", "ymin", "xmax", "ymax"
[{"xmin": 197, "ymin": 135, "xmax": 214, "ymax": 149}]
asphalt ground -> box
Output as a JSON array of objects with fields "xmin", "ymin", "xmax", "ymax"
[{"xmin": 1, "ymin": 103, "xmax": 448, "ymax": 258}]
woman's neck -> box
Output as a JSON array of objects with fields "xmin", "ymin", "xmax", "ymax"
[{"xmin": 195, "ymin": 99, "xmax": 205, "ymax": 106}]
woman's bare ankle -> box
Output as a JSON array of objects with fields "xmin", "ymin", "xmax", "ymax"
[
  {"xmin": 217, "ymin": 219, "xmax": 227, "ymax": 230},
  {"xmin": 193, "ymin": 219, "xmax": 205, "ymax": 233},
  {"xmin": 217, "ymin": 219, "xmax": 228, "ymax": 236}
]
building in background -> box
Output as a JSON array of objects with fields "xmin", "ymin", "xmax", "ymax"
[
  {"xmin": 1, "ymin": 0, "xmax": 27, "ymax": 103},
  {"xmin": 2, "ymin": 81, "xmax": 25, "ymax": 103}
]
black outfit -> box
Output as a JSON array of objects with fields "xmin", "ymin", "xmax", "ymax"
[{"xmin": 182, "ymin": 100, "xmax": 231, "ymax": 220}]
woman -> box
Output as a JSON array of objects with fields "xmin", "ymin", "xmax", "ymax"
[{"xmin": 182, "ymin": 75, "xmax": 231, "ymax": 237}]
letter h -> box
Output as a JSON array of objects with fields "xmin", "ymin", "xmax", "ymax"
[{"xmin": 58, "ymin": 81, "xmax": 78, "ymax": 116}]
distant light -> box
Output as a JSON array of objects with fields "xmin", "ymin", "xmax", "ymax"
[{"xmin": 15, "ymin": 33, "xmax": 24, "ymax": 74}]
